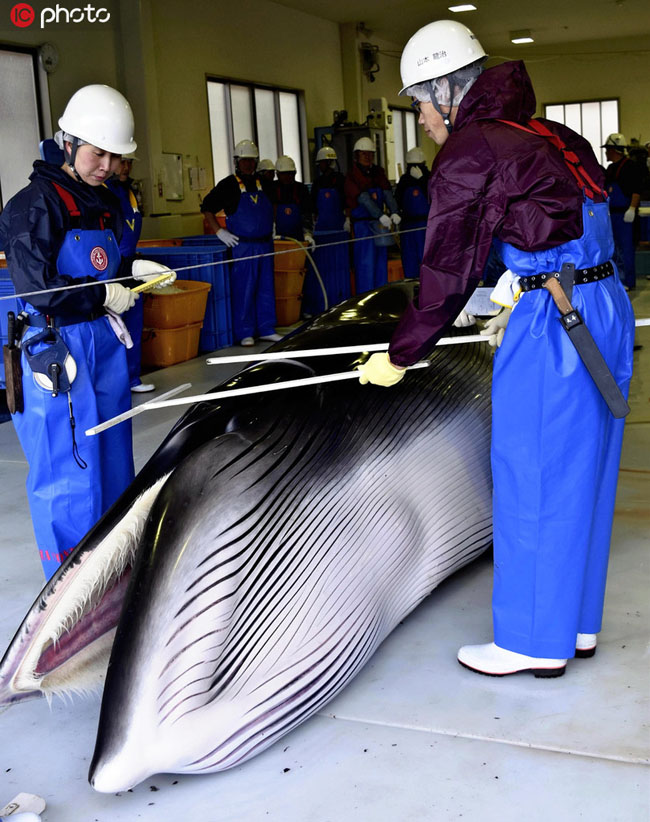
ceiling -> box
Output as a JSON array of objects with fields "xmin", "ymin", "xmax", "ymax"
[{"xmin": 273, "ymin": 0, "xmax": 650, "ymax": 51}]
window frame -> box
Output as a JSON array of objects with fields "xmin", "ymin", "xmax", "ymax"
[
  {"xmin": 543, "ymin": 97, "xmax": 620, "ymax": 166},
  {"xmin": 389, "ymin": 104, "xmax": 421, "ymax": 181},
  {"xmin": 205, "ymin": 76, "xmax": 309, "ymax": 183}
]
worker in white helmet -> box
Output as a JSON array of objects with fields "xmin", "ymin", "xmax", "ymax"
[
  {"xmin": 602, "ymin": 134, "xmax": 642, "ymax": 289},
  {"xmin": 271, "ymin": 155, "xmax": 313, "ymax": 247},
  {"xmin": 344, "ymin": 136, "xmax": 401, "ymax": 293},
  {"xmin": 258, "ymin": 158, "xmax": 276, "ymax": 184},
  {"xmin": 201, "ymin": 139, "xmax": 282, "ymax": 346},
  {"xmin": 303, "ymin": 145, "xmax": 351, "ymax": 315},
  {"xmin": 0, "ymin": 84, "xmax": 174, "ymax": 580},
  {"xmin": 395, "ymin": 146, "xmax": 429, "ymax": 279},
  {"xmin": 357, "ymin": 20, "xmax": 634, "ymax": 679}
]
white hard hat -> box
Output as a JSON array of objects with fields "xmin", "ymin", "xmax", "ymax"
[
  {"xmin": 602, "ymin": 133, "xmax": 627, "ymax": 149},
  {"xmin": 353, "ymin": 137, "xmax": 375, "ymax": 153},
  {"xmin": 275, "ymin": 155, "xmax": 297, "ymax": 172},
  {"xmin": 316, "ymin": 145, "xmax": 337, "ymax": 162},
  {"xmin": 399, "ymin": 20, "xmax": 486, "ymax": 95},
  {"xmin": 234, "ymin": 139, "xmax": 259, "ymax": 158},
  {"xmin": 405, "ymin": 146, "xmax": 426, "ymax": 164},
  {"xmin": 258, "ymin": 158, "xmax": 275, "ymax": 171},
  {"xmin": 58, "ymin": 84, "xmax": 137, "ymax": 154}
]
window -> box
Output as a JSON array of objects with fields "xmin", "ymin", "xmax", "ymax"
[
  {"xmin": 544, "ymin": 99, "xmax": 619, "ymax": 166},
  {"xmin": 0, "ymin": 46, "xmax": 45, "ymax": 210},
  {"xmin": 390, "ymin": 107, "xmax": 420, "ymax": 181},
  {"xmin": 206, "ymin": 79, "xmax": 307, "ymax": 185}
]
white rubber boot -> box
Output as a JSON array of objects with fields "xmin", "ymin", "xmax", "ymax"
[
  {"xmin": 260, "ymin": 332, "xmax": 282, "ymax": 342},
  {"xmin": 576, "ymin": 632, "xmax": 598, "ymax": 658},
  {"xmin": 240, "ymin": 337, "xmax": 255, "ymax": 347},
  {"xmin": 457, "ymin": 642, "xmax": 567, "ymax": 678}
]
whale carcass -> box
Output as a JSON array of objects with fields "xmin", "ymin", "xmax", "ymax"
[{"xmin": 0, "ymin": 282, "xmax": 493, "ymax": 792}]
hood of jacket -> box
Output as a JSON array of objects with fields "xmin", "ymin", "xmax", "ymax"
[{"xmin": 454, "ymin": 61, "xmax": 536, "ymax": 132}]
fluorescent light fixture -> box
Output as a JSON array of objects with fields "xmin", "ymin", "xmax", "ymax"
[
  {"xmin": 448, "ymin": 4, "xmax": 477, "ymax": 11},
  {"xmin": 510, "ymin": 29, "xmax": 534, "ymax": 44}
]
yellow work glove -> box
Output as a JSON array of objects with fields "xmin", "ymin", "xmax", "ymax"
[{"xmin": 357, "ymin": 352, "xmax": 406, "ymax": 387}]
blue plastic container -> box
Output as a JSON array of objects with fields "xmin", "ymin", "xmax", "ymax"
[
  {"xmin": 141, "ymin": 246, "xmax": 233, "ymax": 351},
  {"xmin": 0, "ymin": 277, "xmax": 19, "ymax": 389}
]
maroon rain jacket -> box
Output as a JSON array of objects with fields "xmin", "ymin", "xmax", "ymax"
[{"xmin": 388, "ymin": 60, "xmax": 607, "ymax": 367}]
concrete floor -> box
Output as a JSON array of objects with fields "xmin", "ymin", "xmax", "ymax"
[{"xmin": 0, "ymin": 284, "xmax": 648, "ymax": 821}]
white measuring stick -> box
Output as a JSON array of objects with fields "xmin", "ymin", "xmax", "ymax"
[
  {"xmin": 635, "ymin": 317, "xmax": 650, "ymax": 327},
  {"xmin": 85, "ymin": 382, "xmax": 193, "ymax": 436},
  {"xmin": 206, "ymin": 334, "xmax": 489, "ymax": 365},
  {"xmin": 93, "ymin": 363, "xmax": 430, "ymax": 424}
]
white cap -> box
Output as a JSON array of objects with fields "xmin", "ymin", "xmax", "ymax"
[
  {"xmin": 353, "ymin": 137, "xmax": 375, "ymax": 153},
  {"xmin": 275, "ymin": 155, "xmax": 297, "ymax": 172},
  {"xmin": 405, "ymin": 146, "xmax": 426, "ymax": 164},
  {"xmin": 233, "ymin": 139, "xmax": 259, "ymax": 158},
  {"xmin": 316, "ymin": 145, "xmax": 337, "ymax": 162}
]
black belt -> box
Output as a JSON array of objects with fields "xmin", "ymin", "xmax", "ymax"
[
  {"xmin": 519, "ymin": 261, "xmax": 614, "ymax": 292},
  {"xmin": 24, "ymin": 310, "xmax": 106, "ymax": 328}
]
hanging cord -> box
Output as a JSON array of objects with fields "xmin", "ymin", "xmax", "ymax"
[{"xmin": 67, "ymin": 390, "xmax": 88, "ymax": 469}]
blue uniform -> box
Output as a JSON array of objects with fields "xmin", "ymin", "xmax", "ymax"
[
  {"xmin": 492, "ymin": 199, "xmax": 634, "ymax": 658},
  {"xmin": 303, "ymin": 174, "xmax": 350, "ymax": 315},
  {"xmin": 105, "ymin": 178, "xmax": 145, "ymax": 387},
  {"xmin": 226, "ymin": 176, "xmax": 277, "ymax": 341},
  {"xmin": 605, "ymin": 158, "xmax": 639, "ymax": 289},
  {"xmin": 350, "ymin": 186, "xmax": 389, "ymax": 294},
  {"xmin": 0, "ymin": 162, "xmax": 134, "ymax": 579},
  {"xmin": 395, "ymin": 171, "xmax": 429, "ymax": 280}
]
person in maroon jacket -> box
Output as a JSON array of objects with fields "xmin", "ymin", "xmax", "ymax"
[{"xmin": 357, "ymin": 20, "xmax": 634, "ymax": 678}]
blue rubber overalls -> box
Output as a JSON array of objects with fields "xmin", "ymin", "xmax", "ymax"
[
  {"xmin": 304, "ymin": 185, "xmax": 350, "ymax": 315},
  {"xmin": 399, "ymin": 181, "xmax": 429, "ymax": 280},
  {"xmin": 14, "ymin": 183, "xmax": 134, "ymax": 580},
  {"xmin": 275, "ymin": 197, "xmax": 304, "ymax": 241},
  {"xmin": 491, "ymin": 122, "xmax": 635, "ymax": 658},
  {"xmin": 351, "ymin": 186, "xmax": 388, "ymax": 294},
  {"xmin": 607, "ymin": 159, "xmax": 636, "ymax": 289},
  {"xmin": 106, "ymin": 180, "xmax": 144, "ymax": 386},
  {"xmin": 227, "ymin": 176, "xmax": 277, "ymax": 341}
]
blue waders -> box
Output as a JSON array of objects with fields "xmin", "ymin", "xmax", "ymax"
[
  {"xmin": 399, "ymin": 184, "xmax": 428, "ymax": 280},
  {"xmin": 227, "ymin": 177, "xmax": 277, "ymax": 341},
  {"xmin": 607, "ymin": 166, "xmax": 636, "ymax": 289},
  {"xmin": 13, "ymin": 185, "xmax": 134, "ymax": 579},
  {"xmin": 491, "ymin": 169, "xmax": 634, "ymax": 656},
  {"xmin": 351, "ymin": 187, "xmax": 388, "ymax": 294},
  {"xmin": 275, "ymin": 200, "xmax": 304, "ymax": 241},
  {"xmin": 303, "ymin": 186, "xmax": 350, "ymax": 315}
]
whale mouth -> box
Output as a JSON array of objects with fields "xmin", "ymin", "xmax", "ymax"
[{"xmin": 0, "ymin": 475, "xmax": 170, "ymax": 704}]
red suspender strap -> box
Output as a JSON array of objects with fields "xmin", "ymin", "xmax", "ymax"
[
  {"xmin": 496, "ymin": 119, "xmax": 607, "ymax": 200},
  {"xmin": 51, "ymin": 182, "xmax": 81, "ymax": 216},
  {"xmin": 52, "ymin": 181, "xmax": 112, "ymax": 228}
]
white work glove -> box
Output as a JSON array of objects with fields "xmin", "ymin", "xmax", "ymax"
[
  {"xmin": 480, "ymin": 308, "xmax": 511, "ymax": 348},
  {"xmin": 131, "ymin": 259, "xmax": 177, "ymax": 286},
  {"xmin": 357, "ymin": 352, "xmax": 406, "ymax": 387},
  {"xmin": 343, "ymin": 217, "xmax": 351, "ymax": 233},
  {"xmin": 391, "ymin": 213, "xmax": 402, "ymax": 227},
  {"xmin": 104, "ymin": 283, "xmax": 138, "ymax": 315},
  {"xmin": 623, "ymin": 207, "xmax": 635, "ymax": 223},
  {"xmin": 217, "ymin": 227, "xmax": 239, "ymax": 247},
  {"xmin": 452, "ymin": 308, "xmax": 476, "ymax": 328},
  {"xmin": 409, "ymin": 166, "xmax": 423, "ymax": 179},
  {"xmin": 379, "ymin": 214, "xmax": 392, "ymax": 230},
  {"xmin": 303, "ymin": 232, "xmax": 316, "ymax": 250}
]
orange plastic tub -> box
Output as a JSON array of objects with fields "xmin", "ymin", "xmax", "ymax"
[
  {"xmin": 142, "ymin": 280, "xmax": 211, "ymax": 329},
  {"xmin": 141, "ymin": 321, "xmax": 203, "ymax": 367},
  {"xmin": 274, "ymin": 239, "xmax": 307, "ymax": 272},
  {"xmin": 274, "ymin": 268, "xmax": 305, "ymax": 299},
  {"xmin": 275, "ymin": 296, "xmax": 302, "ymax": 326}
]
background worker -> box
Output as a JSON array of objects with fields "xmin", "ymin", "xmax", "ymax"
[
  {"xmin": 303, "ymin": 145, "xmax": 350, "ymax": 315},
  {"xmin": 395, "ymin": 146, "xmax": 430, "ymax": 279},
  {"xmin": 357, "ymin": 20, "xmax": 634, "ymax": 677},
  {"xmin": 0, "ymin": 84, "xmax": 174, "ymax": 580},
  {"xmin": 272, "ymin": 155, "xmax": 314, "ymax": 245},
  {"xmin": 258, "ymin": 158, "xmax": 276, "ymax": 185},
  {"xmin": 201, "ymin": 139, "xmax": 281, "ymax": 347},
  {"xmin": 603, "ymin": 133, "xmax": 643, "ymax": 290},
  {"xmin": 344, "ymin": 137, "xmax": 401, "ymax": 293},
  {"xmin": 105, "ymin": 152, "xmax": 154, "ymax": 393}
]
